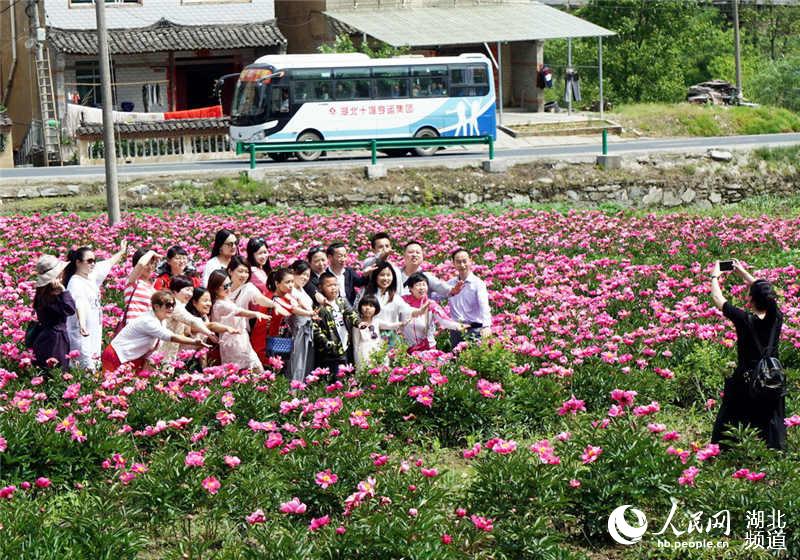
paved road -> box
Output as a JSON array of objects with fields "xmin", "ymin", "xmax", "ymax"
[{"xmin": 2, "ymin": 132, "xmax": 799, "ymax": 180}]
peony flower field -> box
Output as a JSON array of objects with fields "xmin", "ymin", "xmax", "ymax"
[{"xmin": 1, "ymin": 208, "xmax": 799, "ymax": 558}]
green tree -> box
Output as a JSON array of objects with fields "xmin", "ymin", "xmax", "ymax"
[
  {"xmin": 566, "ymin": 0, "xmax": 729, "ymax": 103},
  {"xmin": 739, "ymin": 1, "xmax": 800, "ymax": 62},
  {"xmin": 318, "ymin": 34, "xmax": 410, "ymax": 59}
]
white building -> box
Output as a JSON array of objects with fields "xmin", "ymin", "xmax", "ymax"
[{"xmin": 46, "ymin": 0, "xmax": 285, "ymax": 115}]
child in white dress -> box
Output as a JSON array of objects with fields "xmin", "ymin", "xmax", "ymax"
[{"xmin": 352, "ymin": 295, "xmax": 389, "ymax": 368}]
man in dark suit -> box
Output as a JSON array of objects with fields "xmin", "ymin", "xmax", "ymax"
[{"xmin": 326, "ymin": 242, "xmax": 371, "ymax": 307}]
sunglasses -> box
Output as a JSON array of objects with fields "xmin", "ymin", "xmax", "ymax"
[
  {"xmin": 158, "ymin": 302, "xmax": 176, "ymax": 310},
  {"xmin": 222, "ymin": 282, "xmax": 232, "ymax": 290},
  {"xmin": 82, "ymin": 258, "xmax": 96, "ymax": 265}
]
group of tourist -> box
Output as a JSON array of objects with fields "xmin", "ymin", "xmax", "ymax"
[
  {"xmin": 28, "ymin": 230, "xmax": 787, "ymax": 451},
  {"xmin": 29, "ymin": 231, "xmax": 493, "ymax": 383}
]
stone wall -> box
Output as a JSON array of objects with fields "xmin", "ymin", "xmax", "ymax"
[{"xmin": 1, "ymin": 152, "xmax": 797, "ymax": 211}]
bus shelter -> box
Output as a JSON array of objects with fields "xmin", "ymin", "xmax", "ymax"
[{"xmin": 324, "ymin": 2, "xmax": 614, "ymax": 122}]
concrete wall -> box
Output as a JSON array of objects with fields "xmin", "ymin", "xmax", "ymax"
[
  {"xmin": 43, "ymin": 0, "xmax": 276, "ymax": 29},
  {"xmin": 510, "ymin": 41, "xmax": 543, "ymax": 111},
  {"xmin": 1, "ymin": 1, "xmax": 39, "ymax": 151}
]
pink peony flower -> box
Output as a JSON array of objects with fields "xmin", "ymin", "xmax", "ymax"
[
  {"xmin": 280, "ymin": 497, "xmax": 307, "ymax": 515},
  {"xmin": 581, "ymin": 445, "xmax": 603, "ymax": 464},
  {"xmin": 678, "ymin": 466, "xmax": 700, "ymax": 486},
  {"xmin": 315, "ymin": 469, "xmax": 338, "ymax": 489},
  {"xmin": 309, "ymin": 515, "xmax": 330, "ymax": 532},
  {"xmin": 420, "ymin": 467, "xmax": 439, "ymax": 478},
  {"xmin": 246, "ymin": 509, "xmax": 266, "ymax": 525},
  {"xmin": 264, "ymin": 432, "xmax": 284, "ymax": 449},
  {"xmin": 201, "ymin": 476, "xmax": 221, "ymax": 495},
  {"xmin": 184, "ymin": 450, "xmax": 205, "ymax": 468},
  {"xmin": 224, "ymin": 455, "xmax": 241, "ymax": 469},
  {"xmin": 557, "ymin": 395, "xmax": 586, "ymax": 416},
  {"xmin": 470, "ymin": 514, "xmax": 494, "ymax": 532},
  {"xmin": 784, "ymin": 415, "xmax": 800, "ymax": 427},
  {"xmin": 463, "ymin": 443, "xmax": 482, "ymax": 459},
  {"xmin": 35, "ymin": 477, "xmax": 51, "ymax": 488},
  {"xmin": 491, "ymin": 439, "xmax": 518, "ymax": 455}
]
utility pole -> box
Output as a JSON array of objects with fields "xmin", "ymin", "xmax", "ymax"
[
  {"xmin": 95, "ymin": 0, "xmax": 120, "ymax": 225},
  {"xmin": 732, "ymin": 0, "xmax": 743, "ymax": 101}
]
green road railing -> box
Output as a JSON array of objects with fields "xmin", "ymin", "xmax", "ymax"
[{"xmin": 235, "ymin": 135, "xmax": 495, "ymax": 169}]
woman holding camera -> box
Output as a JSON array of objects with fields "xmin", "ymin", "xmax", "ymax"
[{"xmin": 709, "ymin": 259, "xmax": 786, "ymax": 450}]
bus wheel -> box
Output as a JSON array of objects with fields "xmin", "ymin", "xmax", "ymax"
[
  {"xmin": 267, "ymin": 152, "xmax": 290, "ymax": 162},
  {"xmin": 295, "ymin": 131, "xmax": 323, "ymax": 161},
  {"xmin": 412, "ymin": 128, "xmax": 439, "ymax": 157}
]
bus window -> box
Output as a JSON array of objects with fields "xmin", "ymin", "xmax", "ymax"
[
  {"xmin": 334, "ymin": 79, "xmax": 371, "ymax": 100},
  {"xmin": 270, "ymin": 87, "xmax": 290, "ymax": 114},
  {"xmin": 375, "ymin": 77, "xmax": 409, "ymax": 98},
  {"xmin": 449, "ymin": 64, "xmax": 490, "ymax": 97},
  {"xmin": 411, "ymin": 65, "xmax": 448, "ymax": 97},
  {"xmin": 293, "ymin": 80, "xmax": 331, "ymax": 102}
]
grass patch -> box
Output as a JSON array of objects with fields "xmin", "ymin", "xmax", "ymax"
[
  {"xmin": 752, "ymin": 144, "xmax": 800, "ymax": 164},
  {"xmin": 610, "ymin": 102, "xmax": 800, "ymax": 137}
]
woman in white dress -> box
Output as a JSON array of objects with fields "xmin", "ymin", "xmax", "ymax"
[
  {"xmin": 357, "ymin": 260, "xmax": 422, "ymax": 347},
  {"xmin": 64, "ymin": 241, "xmax": 127, "ymax": 371}
]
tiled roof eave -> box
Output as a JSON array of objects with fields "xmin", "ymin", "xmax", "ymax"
[{"xmin": 49, "ymin": 19, "xmax": 286, "ymax": 55}]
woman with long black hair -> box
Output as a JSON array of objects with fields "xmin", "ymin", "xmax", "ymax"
[
  {"xmin": 65, "ymin": 241, "xmax": 127, "ymax": 371},
  {"xmin": 202, "ymin": 229, "xmax": 238, "ymax": 286},
  {"xmin": 710, "ymin": 259, "xmax": 786, "ymax": 450}
]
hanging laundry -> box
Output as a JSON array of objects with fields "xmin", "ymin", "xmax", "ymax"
[
  {"xmin": 564, "ymin": 68, "xmax": 582, "ymax": 102},
  {"xmin": 142, "ymin": 84, "xmax": 162, "ymax": 113}
]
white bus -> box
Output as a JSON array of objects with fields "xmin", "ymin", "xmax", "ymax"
[{"xmin": 229, "ymin": 53, "xmax": 496, "ymax": 161}]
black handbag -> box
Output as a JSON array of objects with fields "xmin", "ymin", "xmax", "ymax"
[
  {"xmin": 742, "ymin": 315, "xmax": 787, "ymax": 401},
  {"xmin": 25, "ymin": 321, "xmax": 43, "ymax": 348}
]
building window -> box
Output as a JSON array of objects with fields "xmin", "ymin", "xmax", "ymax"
[{"xmin": 75, "ymin": 61, "xmax": 116, "ymax": 107}]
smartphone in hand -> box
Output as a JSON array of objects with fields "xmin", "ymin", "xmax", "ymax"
[{"xmin": 719, "ymin": 260, "xmax": 734, "ymax": 272}]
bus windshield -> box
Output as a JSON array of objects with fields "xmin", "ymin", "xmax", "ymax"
[{"xmin": 231, "ymin": 67, "xmax": 278, "ymax": 126}]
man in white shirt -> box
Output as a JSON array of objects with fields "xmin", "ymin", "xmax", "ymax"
[
  {"xmin": 446, "ymin": 248, "xmax": 492, "ymax": 346},
  {"xmin": 102, "ymin": 291, "xmax": 207, "ymax": 372},
  {"xmin": 398, "ymin": 241, "xmax": 451, "ymax": 299}
]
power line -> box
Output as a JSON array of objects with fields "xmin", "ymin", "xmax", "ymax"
[{"xmin": 0, "ymin": 0, "xmax": 25, "ymax": 16}]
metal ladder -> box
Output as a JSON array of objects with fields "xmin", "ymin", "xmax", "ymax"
[{"xmin": 35, "ymin": 51, "xmax": 62, "ymax": 166}]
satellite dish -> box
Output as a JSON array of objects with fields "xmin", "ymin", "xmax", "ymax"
[{"xmin": 24, "ymin": 38, "xmax": 37, "ymax": 50}]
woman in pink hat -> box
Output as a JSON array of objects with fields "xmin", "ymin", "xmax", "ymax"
[{"xmin": 31, "ymin": 255, "xmax": 76, "ymax": 372}]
